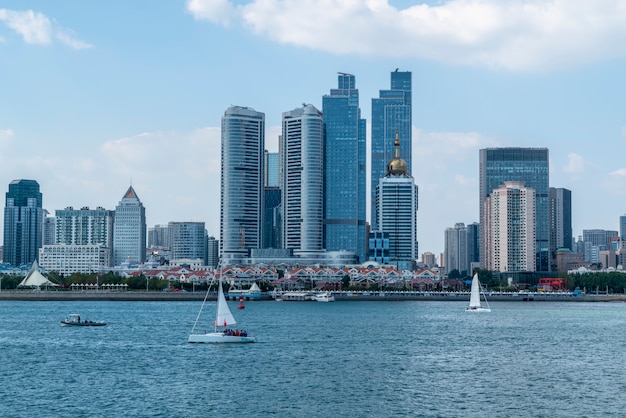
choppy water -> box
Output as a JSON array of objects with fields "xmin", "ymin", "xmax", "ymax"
[{"xmin": 1, "ymin": 300, "xmax": 625, "ymax": 417}]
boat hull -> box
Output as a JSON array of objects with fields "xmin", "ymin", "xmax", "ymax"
[
  {"xmin": 188, "ymin": 332, "xmax": 256, "ymax": 343},
  {"xmin": 60, "ymin": 321, "xmax": 107, "ymax": 326},
  {"xmin": 465, "ymin": 307, "xmax": 491, "ymax": 312}
]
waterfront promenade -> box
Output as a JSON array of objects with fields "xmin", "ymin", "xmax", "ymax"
[{"xmin": 1, "ymin": 290, "xmax": 625, "ymax": 302}]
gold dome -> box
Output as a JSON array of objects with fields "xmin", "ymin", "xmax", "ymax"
[
  {"xmin": 384, "ymin": 129, "xmax": 411, "ymax": 177},
  {"xmin": 387, "ymin": 158, "xmax": 408, "ymax": 175}
]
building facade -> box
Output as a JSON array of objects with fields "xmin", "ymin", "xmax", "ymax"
[
  {"xmin": 148, "ymin": 224, "xmax": 170, "ymax": 249},
  {"xmin": 55, "ymin": 206, "xmax": 114, "ymax": 248},
  {"xmin": 322, "ymin": 72, "xmax": 367, "ymax": 262},
  {"xmin": 3, "ymin": 179, "xmax": 43, "ymax": 266},
  {"xmin": 582, "ymin": 229, "xmax": 619, "ymax": 262},
  {"xmin": 371, "ymin": 70, "xmax": 412, "ymax": 231},
  {"xmin": 168, "ymin": 221, "xmax": 207, "ymax": 265},
  {"xmin": 207, "ymin": 236, "xmax": 219, "ymax": 268},
  {"xmin": 264, "ymin": 151, "xmax": 280, "ymax": 188},
  {"xmin": 43, "ymin": 211, "xmax": 56, "ymax": 246},
  {"xmin": 281, "ymin": 104, "xmax": 325, "ymax": 255},
  {"xmin": 479, "ymin": 148, "xmax": 549, "ymax": 272},
  {"xmin": 482, "ymin": 181, "xmax": 536, "ymax": 272},
  {"xmin": 549, "ymin": 187, "xmax": 572, "ymax": 258},
  {"xmin": 39, "ymin": 244, "xmax": 111, "ymax": 275},
  {"xmin": 444, "ymin": 223, "xmax": 469, "ymax": 276},
  {"xmin": 262, "ymin": 187, "xmax": 281, "ymax": 249},
  {"xmin": 220, "ymin": 106, "xmax": 265, "ymax": 265},
  {"xmin": 374, "ymin": 131, "xmax": 418, "ymax": 270},
  {"xmin": 112, "ymin": 186, "xmax": 147, "ymax": 266},
  {"xmin": 466, "ymin": 222, "xmax": 480, "ymax": 270}
]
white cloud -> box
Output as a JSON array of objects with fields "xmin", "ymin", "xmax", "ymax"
[
  {"xmin": 0, "ymin": 8, "xmax": 91, "ymax": 49},
  {"xmin": 610, "ymin": 168, "xmax": 626, "ymax": 177},
  {"xmin": 0, "ymin": 129, "xmax": 14, "ymax": 141},
  {"xmin": 413, "ymin": 129, "xmax": 498, "ymax": 170},
  {"xmin": 55, "ymin": 29, "xmax": 92, "ymax": 50},
  {"xmin": 187, "ymin": 0, "xmax": 626, "ymax": 71},
  {"xmin": 563, "ymin": 153, "xmax": 585, "ymax": 174},
  {"xmin": 186, "ymin": 0, "xmax": 236, "ymax": 26}
]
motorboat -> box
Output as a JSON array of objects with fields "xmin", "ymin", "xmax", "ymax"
[
  {"xmin": 312, "ymin": 292, "xmax": 335, "ymax": 302},
  {"xmin": 60, "ymin": 314, "xmax": 107, "ymax": 326}
]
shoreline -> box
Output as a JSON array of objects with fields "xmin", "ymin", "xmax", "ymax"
[{"xmin": 1, "ymin": 290, "xmax": 625, "ymax": 302}]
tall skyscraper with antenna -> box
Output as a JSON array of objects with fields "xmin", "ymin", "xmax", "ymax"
[{"xmin": 371, "ymin": 70, "xmax": 412, "ymax": 231}]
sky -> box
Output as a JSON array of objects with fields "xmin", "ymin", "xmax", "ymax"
[{"xmin": 1, "ymin": 0, "xmax": 626, "ymax": 259}]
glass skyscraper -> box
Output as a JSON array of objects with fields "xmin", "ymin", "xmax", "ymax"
[
  {"xmin": 264, "ymin": 151, "xmax": 279, "ymax": 188},
  {"xmin": 220, "ymin": 106, "xmax": 265, "ymax": 265},
  {"xmin": 371, "ymin": 70, "xmax": 412, "ymax": 230},
  {"xmin": 479, "ymin": 148, "xmax": 550, "ymax": 272},
  {"xmin": 3, "ymin": 179, "xmax": 43, "ymax": 266},
  {"xmin": 281, "ymin": 104, "xmax": 325, "ymax": 254},
  {"xmin": 322, "ymin": 72, "xmax": 367, "ymax": 262},
  {"xmin": 168, "ymin": 221, "xmax": 207, "ymax": 264},
  {"xmin": 549, "ymin": 187, "xmax": 572, "ymax": 255}
]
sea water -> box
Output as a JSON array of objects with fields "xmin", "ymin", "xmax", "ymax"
[{"xmin": 1, "ymin": 300, "xmax": 625, "ymax": 417}]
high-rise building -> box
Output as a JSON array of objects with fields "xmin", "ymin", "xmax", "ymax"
[
  {"xmin": 371, "ymin": 70, "xmax": 412, "ymax": 230},
  {"xmin": 207, "ymin": 236, "xmax": 219, "ymax": 268},
  {"xmin": 374, "ymin": 131, "xmax": 418, "ymax": 270},
  {"xmin": 467, "ymin": 222, "xmax": 480, "ymax": 269},
  {"xmin": 55, "ymin": 206, "xmax": 114, "ymax": 248},
  {"xmin": 322, "ymin": 72, "xmax": 367, "ymax": 261},
  {"xmin": 582, "ymin": 229, "xmax": 618, "ymax": 262},
  {"xmin": 148, "ymin": 224, "xmax": 170, "ymax": 249},
  {"xmin": 220, "ymin": 106, "xmax": 265, "ymax": 265},
  {"xmin": 262, "ymin": 187, "xmax": 281, "ymax": 249},
  {"xmin": 3, "ymin": 179, "xmax": 43, "ymax": 266},
  {"xmin": 264, "ymin": 151, "xmax": 280, "ymax": 188},
  {"xmin": 43, "ymin": 211, "xmax": 56, "ymax": 246},
  {"xmin": 483, "ymin": 181, "xmax": 536, "ymax": 272},
  {"xmin": 479, "ymin": 148, "xmax": 549, "ymax": 272},
  {"xmin": 620, "ymin": 214, "xmax": 626, "ymax": 244},
  {"xmin": 281, "ymin": 104, "xmax": 325, "ymax": 254},
  {"xmin": 168, "ymin": 221, "xmax": 207, "ymax": 264},
  {"xmin": 444, "ymin": 223, "xmax": 469, "ymax": 275},
  {"xmin": 112, "ymin": 185, "xmax": 146, "ymax": 266},
  {"xmin": 421, "ymin": 252, "xmax": 437, "ymax": 267},
  {"xmin": 549, "ymin": 188, "xmax": 572, "ymax": 258}
]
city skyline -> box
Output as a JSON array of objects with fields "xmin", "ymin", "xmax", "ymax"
[{"xmin": 1, "ymin": 1, "xmax": 626, "ymax": 256}]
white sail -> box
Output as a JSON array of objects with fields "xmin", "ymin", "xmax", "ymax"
[
  {"xmin": 188, "ymin": 263, "xmax": 256, "ymax": 343},
  {"xmin": 466, "ymin": 273, "xmax": 491, "ymax": 312},
  {"xmin": 468, "ymin": 274, "xmax": 482, "ymax": 308},
  {"xmin": 215, "ymin": 276, "xmax": 236, "ymax": 327}
]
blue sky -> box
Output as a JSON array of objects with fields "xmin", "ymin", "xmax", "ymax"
[{"xmin": 1, "ymin": 0, "xmax": 625, "ymax": 259}]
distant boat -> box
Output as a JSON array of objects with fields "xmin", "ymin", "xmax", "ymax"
[
  {"xmin": 311, "ymin": 292, "xmax": 335, "ymax": 302},
  {"xmin": 465, "ymin": 274, "xmax": 491, "ymax": 312},
  {"xmin": 188, "ymin": 265, "xmax": 256, "ymax": 343},
  {"xmin": 60, "ymin": 313, "xmax": 106, "ymax": 326}
]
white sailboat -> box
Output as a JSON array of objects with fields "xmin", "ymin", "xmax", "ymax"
[
  {"xmin": 465, "ymin": 273, "xmax": 491, "ymax": 312},
  {"xmin": 188, "ymin": 267, "xmax": 256, "ymax": 343}
]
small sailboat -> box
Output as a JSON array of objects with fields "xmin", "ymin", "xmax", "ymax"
[
  {"xmin": 188, "ymin": 266, "xmax": 256, "ymax": 343},
  {"xmin": 465, "ymin": 273, "xmax": 491, "ymax": 312}
]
